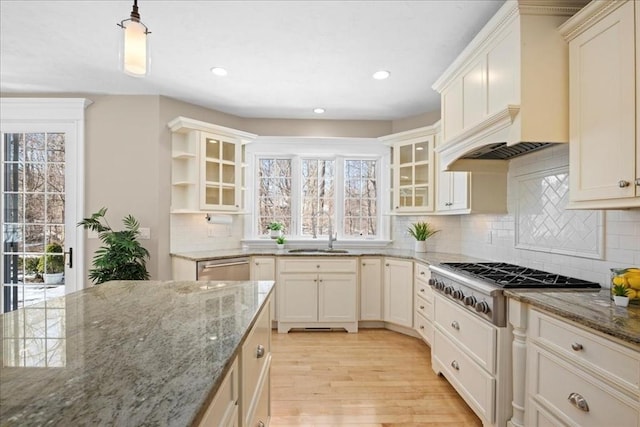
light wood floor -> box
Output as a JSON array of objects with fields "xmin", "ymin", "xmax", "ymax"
[{"xmin": 270, "ymin": 329, "xmax": 482, "ymax": 427}]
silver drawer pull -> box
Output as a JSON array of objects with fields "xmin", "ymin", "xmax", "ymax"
[
  {"xmin": 619, "ymin": 180, "xmax": 630, "ymax": 188},
  {"xmin": 256, "ymin": 344, "xmax": 265, "ymax": 359},
  {"xmin": 258, "ymin": 421, "xmax": 265, "ymax": 427},
  {"xmin": 420, "ymin": 325, "xmax": 425, "ymax": 330},
  {"xmin": 419, "ymin": 305, "xmax": 425, "ymax": 310},
  {"xmin": 420, "ymin": 271, "xmax": 425, "ymax": 275},
  {"xmin": 451, "ymin": 321, "xmax": 460, "ymax": 330},
  {"xmin": 420, "ymin": 288, "xmax": 425, "ymax": 292},
  {"xmin": 567, "ymin": 392, "xmax": 589, "ymax": 412},
  {"xmin": 451, "ymin": 360, "xmax": 459, "ymax": 371},
  {"xmin": 571, "ymin": 343, "xmax": 583, "ymax": 351}
]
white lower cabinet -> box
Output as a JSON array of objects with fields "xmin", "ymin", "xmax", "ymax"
[
  {"xmin": 251, "ymin": 257, "xmax": 276, "ymax": 323},
  {"xmin": 199, "ymin": 296, "xmax": 271, "ymax": 427},
  {"xmin": 414, "ymin": 262, "xmax": 433, "ymax": 345},
  {"xmin": 383, "ymin": 258, "xmax": 413, "ymax": 328},
  {"xmin": 360, "ymin": 257, "xmax": 383, "ymax": 320},
  {"xmin": 524, "ymin": 308, "xmax": 640, "ymax": 427},
  {"xmin": 276, "ymin": 258, "xmax": 357, "ymax": 333},
  {"xmin": 509, "ymin": 300, "xmax": 640, "ymax": 427}
]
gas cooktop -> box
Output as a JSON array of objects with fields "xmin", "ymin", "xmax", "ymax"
[{"xmin": 440, "ymin": 262, "xmax": 601, "ymax": 289}]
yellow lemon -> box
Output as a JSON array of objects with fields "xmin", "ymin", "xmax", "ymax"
[
  {"xmin": 627, "ymin": 275, "xmax": 640, "ymax": 290},
  {"xmin": 613, "ymin": 275, "xmax": 628, "ymax": 286},
  {"xmin": 626, "ymin": 289, "xmax": 637, "ymax": 300}
]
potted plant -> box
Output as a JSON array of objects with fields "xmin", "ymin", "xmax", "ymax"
[
  {"xmin": 408, "ymin": 221, "xmax": 440, "ymax": 253},
  {"xmin": 78, "ymin": 207, "xmax": 150, "ymax": 285},
  {"xmin": 38, "ymin": 242, "xmax": 65, "ymax": 284},
  {"xmin": 275, "ymin": 235, "xmax": 286, "ymax": 250},
  {"xmin": 612, "ymin": 283, "xmax": 630, "ymax": 307},
  {"xmin": 268, "ymin": 221, "xmax": 284, "ymax": 239}
]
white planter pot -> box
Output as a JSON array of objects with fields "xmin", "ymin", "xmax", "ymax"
[
  {"xmin": 276, "ymin": 244, "xmax": 285, "ymax": 250},
  {"xmin": 270, "ymin": 230, "xmax": 282, "ymax": 239},
  {"xmin": 43, "ymin": 272, "xmax": 64, "ymax": 284},
  {"xmin": 414, "ymin": 241, "xmax": 427, "ymax": 253},
  {"xmin": 613, "ymin": 296, "xmax": 629, "ymax": 307}
]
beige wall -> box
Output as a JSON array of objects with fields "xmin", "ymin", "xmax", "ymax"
[
  {"xmin": 1, "ymin": 93, "xmax": 439, "ymax": 282},
  {"xmin": 391, "ymin": 111, "xmax": 441, "ymax": 133}
]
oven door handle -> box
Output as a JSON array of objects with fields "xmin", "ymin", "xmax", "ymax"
[{"xmin": 201, "ymin": 261, "xmax": 248, "ymax": 269}]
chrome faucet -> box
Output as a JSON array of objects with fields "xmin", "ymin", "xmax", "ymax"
[{"xmin": 323, "ymin": 210, "xmax": 337, "ymax": 249}]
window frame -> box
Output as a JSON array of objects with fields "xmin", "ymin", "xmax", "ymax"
[{"xmin": 244, "ymin": 137, "xmax": 390, "ymax": 244}]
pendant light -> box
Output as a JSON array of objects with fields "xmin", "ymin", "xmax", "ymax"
[{"xmin": 117, "ymin": 0, "xmax": 151, "ymax": 77}]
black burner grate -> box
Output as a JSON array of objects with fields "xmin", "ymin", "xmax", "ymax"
[{"xmin": 440, "ymin": 262, "xmax": 600, "ymax": 289}]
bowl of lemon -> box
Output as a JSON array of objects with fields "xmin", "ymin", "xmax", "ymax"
[{"xmin": 611, "ymin": 268, "xmax": 640, "ymax": 305}]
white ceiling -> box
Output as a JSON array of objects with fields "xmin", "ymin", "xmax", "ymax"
[{"xmin": 0, "ymin": 0, "xmax": 505, "ymax": 120}]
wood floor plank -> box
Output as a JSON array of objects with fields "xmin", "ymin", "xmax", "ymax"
[{"xmin": 270, "ymin": 329, "xmax": 482, "ymax": 426}]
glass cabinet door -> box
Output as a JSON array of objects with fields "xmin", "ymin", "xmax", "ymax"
[
  {"xmin": 201, "ymin": 133, "xmax": 240, "ymax": 211},
  {"xmin": 393, "ymin": 136, "xmax": 434, "ymax": 212}
]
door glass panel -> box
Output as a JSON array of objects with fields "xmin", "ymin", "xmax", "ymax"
[
  {"xmin": 2, "ymin": 132, "xmax": 66, "ymax": 312},
  {"xmin": 415, "ymin": 142, "xmax": 429, "ymax": 162},
  {"xmin": 222, "ymin": 141, "xmax": 235, "ymax": 162},
  {"xmin": 399, "ymin": 145, "xmax": 412, "ymax": 164},
  {"xmin": 415, "ymin": 164, "xmax": 429, "ymax": 185}
]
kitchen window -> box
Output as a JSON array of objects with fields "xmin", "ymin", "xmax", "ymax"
[{"xmin": 246, "ymin": 137, "xmax": 390, "ymax": 242}]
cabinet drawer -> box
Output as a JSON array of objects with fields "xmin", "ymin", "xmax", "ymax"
[
  {"xmin": 415, "ymin": 295, "xmax": 433, "ymax": 320},
  {"xmin": 415, "ymin": 262, "xmax": 431, "ymax": 283},
  {"xmin": 249, "ymin": 367, "xmax": 271, "ymax": 427},
  {"xmin": 277, "ymin": 258, "xmax": 357, "ymax": 273},
  {"xmin": 434, "ymin": 294, "xmax": 496, "ymax": 374},
  {"xmin": 199, "ymin": 357, "xmax": 238, "ymax": 427},
  {"xmin": 529, "ymin": 309, "xmax": 640, "ymax": 393},
  {"xmin": 415, "ymin": 312, "xmax": 433, "ymax": 346},
  {"xmin": 528, "ymin": 345, "xmax": 640, "ymax": 427},
  {"xmin": 242, "ymin": 299, "xmax": 271, "ymax": 414},
  {"xmin": 415, "ymin": 279, "xmax": 433, "ymax": 303},
  {"xmin": 434, "ymin": 329, "xmax": 495, "ymax": 423}
]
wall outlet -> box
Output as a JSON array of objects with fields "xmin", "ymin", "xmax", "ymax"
[{"xmin": 139, "ymin": 227, "xmax": 151, "ymax": 240}]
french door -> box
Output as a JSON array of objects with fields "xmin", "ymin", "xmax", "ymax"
[{"xmin": 0, "ymin": 98, "xmax": 89, "ymax": 313}]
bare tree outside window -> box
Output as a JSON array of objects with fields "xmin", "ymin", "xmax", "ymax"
[
  {"xmin": 301, "ymin": 159, "xmax": 334, "ymax": 237},
  {"xmin": 257, "ymin": 158, "xmax": 291, "ymax": 235},
  {"xmin": 344, "ymin": 160, "xmax": 377, "ymax": 237}
]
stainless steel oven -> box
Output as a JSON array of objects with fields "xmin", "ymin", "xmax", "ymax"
[{"xmin": 196, "ymin": 257, "xmax": 250, "ymax": 281}]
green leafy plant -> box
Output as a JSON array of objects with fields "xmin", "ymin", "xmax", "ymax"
[
  {"xmin": 268, "ymin": 222, "xmax": 284, "ymax": 231},
  {"xmin": 78, "ymin": 207, "xmax": 150, "ymax": 285},
  {"xmin": 275, "ymin": 235, "xmax": 286, "ymax": 244},
  {"xmin": 407, "ymin": 221, "xmax": 440, "ymax": 241},
  {"xmin": 612, "ymin": 283, "xmax": 630, "ymax": 297},
  {"xmin": 37, "ymin": 242, "xmax": 64, "ymax": 274}
]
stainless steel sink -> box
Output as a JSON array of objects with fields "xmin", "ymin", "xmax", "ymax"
[{"xmin": 288, "ymin": 248, "xmax": 349, "ymax": 254}]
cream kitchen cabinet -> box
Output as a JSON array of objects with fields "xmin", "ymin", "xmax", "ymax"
[
  {"xmin": 560, "ymin": 0, "xmax": 640, "ymax": 209},
  {"xmin": 198, "ymin": 358, "xmax": 239, "ymax": 427},
  {"xmin": 168, "ymin": 116, "xmax": 256, "ymax": 213},
  {"xmin": 276, "ymin": 258, "xmax": 358, "ymax": 333},
  {"xmin": 414, "ymin": 262, "xmax": 433, "ymax": 345},
  {"xmin": 380, "ymin": 125, "xmax": 437, "ymax": 214},
  {"xmin": 251, "ymin": 256, "xmax": 276, "ymax": 323},
  {"xmin": 508, "ymin": 303, "xmax": 640, "ymax": 427},
  {"xmin": 383, "ymin": 258, "xmax": 413, "ymax": 328},
  {"xmin": 360, "ymin": 257, "xmax": 383, "ymax": 321},
  {"xmin": 432, "ymin": 1, "xmax": 585, "ymax": 172}
]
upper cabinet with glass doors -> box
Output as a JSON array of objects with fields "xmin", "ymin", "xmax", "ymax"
[
  {"xmin": 380, "ymin": 125, "xmax": 437, "ymax": 214},
  {"xmin": 168, "ymin": 117, "xmax": 256, "ymax": 213}
]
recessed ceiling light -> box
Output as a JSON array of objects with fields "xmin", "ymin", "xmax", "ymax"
[
  {"xmin": 373, "ymin": 70, "xmax": 390, "ymax": 80},
  {"xmin": 313, "ymin": 108, "xmax": 325, "ymax": 114},
  {"xmin": 210, "ymin": 67, "xmax": 227, "ymax": 76},
  {"xmin": 416, "ymin": 146, "xmax": 424, "ymax": 151}
]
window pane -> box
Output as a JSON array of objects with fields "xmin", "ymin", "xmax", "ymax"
[
  {"xmin": 301, "ymin": 159, "xmax": 336, "ymax": 237},
  {"xmin": 257, "ymin": 158, "xmax": 291, "ymax": 235},
  {"xmin": 343, "ymin": 159, "xmax": 377, "ymax": 237}
]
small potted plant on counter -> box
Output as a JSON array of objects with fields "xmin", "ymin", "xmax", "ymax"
[
  {"xmin": 268, "ymin": 221, "xmax": 284, "ymax": 239},
  {"xmin": 612, "ymin": 283, "xmax": 630, "ymax": 307},
  {"xmin": 275, "ymin": 235, "xmax": 286, "ymax": 250},
  {"xmin": 408, "ymin": 221, "xmax": 440, "ymax": 253}
]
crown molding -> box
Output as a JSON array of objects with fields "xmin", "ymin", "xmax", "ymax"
[{"xmin": 559, "ymin": 0, "xmax": 629, "ymax": 41}]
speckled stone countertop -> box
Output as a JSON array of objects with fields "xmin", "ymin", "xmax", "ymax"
[
  {"xmin": 171, "ymin": 247, "xmax": 482, "ymax": 265},
  {"xmin": 0, "ymin": 280, "xmax": 274, "ymax": 427},
  {"xmin": 505, "ymin": 289, "xmax": 640, "ymax": 347}
]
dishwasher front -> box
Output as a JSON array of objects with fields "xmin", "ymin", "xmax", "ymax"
[{"xmin": 196, "ymin": 257, "xmax": 250, "ymax": 281}]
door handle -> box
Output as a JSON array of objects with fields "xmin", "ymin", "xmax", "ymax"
[{"xmin": 65, "ymin": 247, "xmax": 73, "ymax": 269}]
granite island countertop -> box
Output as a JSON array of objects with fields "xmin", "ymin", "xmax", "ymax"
[
  {"xmin": 505, "ymin": 289, "xmax": 640, "ymax": 347},
  {"xmin": 0, "ymin": 280, "xmax": 274, "ymax": 427}
]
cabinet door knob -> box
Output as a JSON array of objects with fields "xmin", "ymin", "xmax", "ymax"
[
  {"xmin": 635, "ymin": 178, "xmax": 640, "ymax": 186},
  {"xmin": 451, "ymin": 321, "xmax": 460, "ymax": 330},
  {"xmin": 450, "ymin": 360, "xmax": 460, "ymax": 371},
  {"xmin": 567, "ymin": 392, "xmax": 589, "ymax": 412},
  {"xmin": 571, "ymin": 343, "xmax": 583, "ymax": 351},
  {"xmin": 317, "ymin": 265, "xmax": 320, "ymax": 268},
  {"xmin": 258, "ymin": 421, "xmax": 265, "ymax": 427},
  {"xmin": 420, "ymin": 325, "xmax": 425, "ymax": 330},
  {"xmin": 420, "ymin": 271, "xmax": 425, "ymax": 275},
  {"xmin": 385, "ymin": 263, "xmax": 390, "ymax": 267},
  {"xmin": 420, "ymin": 288, "xmax": 425, "ymax": 292},
  {"xmin": 619, "ymin": 180, "xmax": 630, "ymax": 188},
  {"xmin": 256, "ymin": 344, "xmax": 265, "ymax": 359},
  {"xmin": 419, "ymin": 305, "xmax": 425, "ymax": 309}
]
